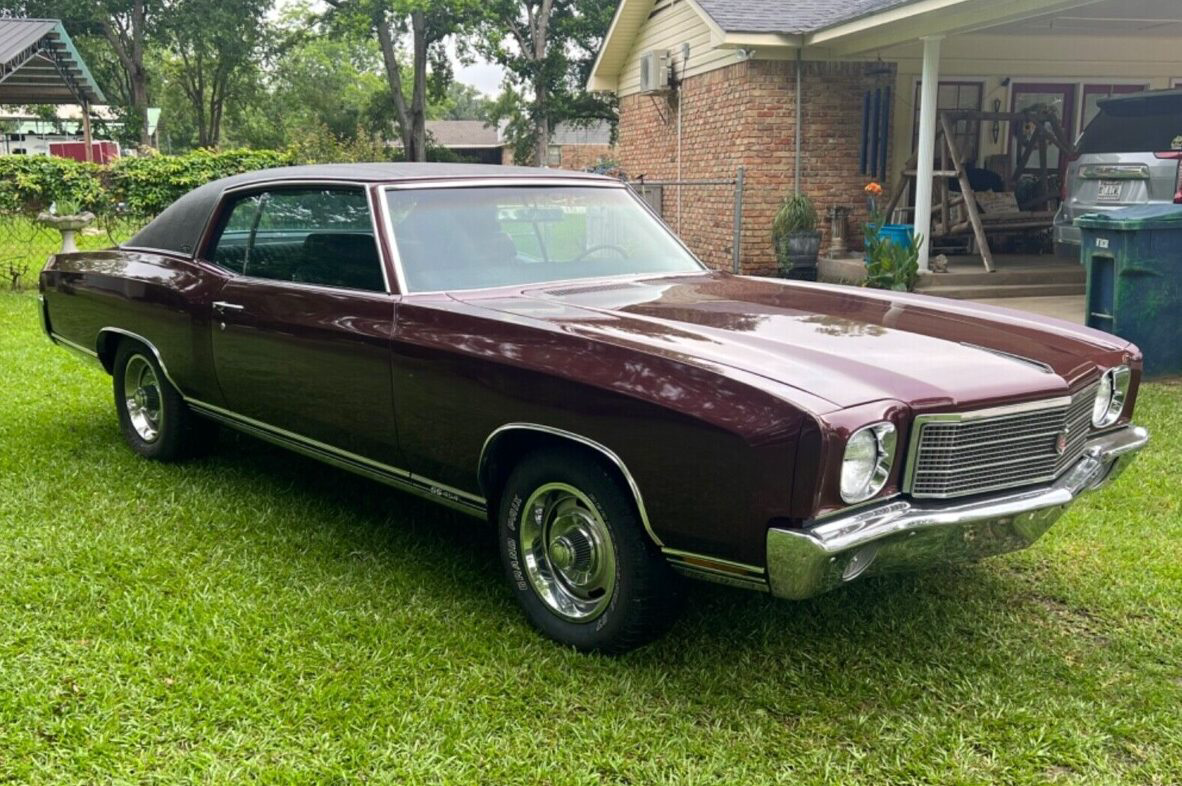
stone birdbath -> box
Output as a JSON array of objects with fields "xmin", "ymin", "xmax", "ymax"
[{"xmin": 37, "ymin": 210, "xmax": 97, "ymax": 254}]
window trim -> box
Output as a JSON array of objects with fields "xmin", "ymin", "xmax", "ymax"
[
  {"xmin": 201, "ymin": 180, "xmax": 393, "ymax": 295},
  {"xmin": 377, "ymin": 181, "xmax": 708, "ymax": 297}
]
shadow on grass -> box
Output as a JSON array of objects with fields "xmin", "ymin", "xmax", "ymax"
[{"xmin": 38, "ymin": 408, "xmax": 1078, "ymax": 707}]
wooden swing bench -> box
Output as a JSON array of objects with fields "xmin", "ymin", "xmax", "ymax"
[{"xmin": 884, "ymin": 109, "xmax": 1074, "ymax": 272}]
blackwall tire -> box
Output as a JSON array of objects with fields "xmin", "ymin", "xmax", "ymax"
[{"xmin": 112, "ymin": 341, "xmax": 215, "ymax": 461}]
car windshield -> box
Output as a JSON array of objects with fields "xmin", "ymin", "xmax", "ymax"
[
  {"xmin": 1078, "ymin": 94, "xmax": 1182, "ymax": 154},
  {"xmin": 385, "ymin": 185, "xmax": 703, "ymax": 293}
]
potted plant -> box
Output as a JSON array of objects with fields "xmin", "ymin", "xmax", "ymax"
[
  {"xmin": 37, "ymin": 198, "xmax": 96, "ymax": 254},
  {"xmin": 772, "ymin": 193, "xmax": 821, "ymax": 280},
  {"xmin": 863, "ymin": 183, "xmax": 921, "ymax": 292}
]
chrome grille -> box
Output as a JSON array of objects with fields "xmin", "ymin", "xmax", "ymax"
[{"xmin": 908, "ymin": 385, "xmax": 1097, "ymax": 499}]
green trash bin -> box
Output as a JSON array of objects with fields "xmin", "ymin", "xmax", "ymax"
[{"xmin": 1076, "ymin": 204, "xmax": 1182, "ymax": 377}]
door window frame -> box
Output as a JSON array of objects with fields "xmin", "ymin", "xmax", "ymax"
[{"xmin": 199, "ymin": 180, "xmax": 393, "ymax": 295}]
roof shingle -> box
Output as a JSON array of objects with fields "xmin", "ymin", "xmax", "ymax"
[{"xmin": 694, "ymin": 0, "xmax": 916, "ymax": 35}]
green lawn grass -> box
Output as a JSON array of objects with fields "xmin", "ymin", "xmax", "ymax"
[{"xmin": 1, "ymin": 290, "xmax": 1179, "ymax": 785}]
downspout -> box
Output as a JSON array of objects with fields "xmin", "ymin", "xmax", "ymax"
[
  {"xmin": 677, "ymin": 73, "xmax": 683, "ymax": 233},
  {"xmin": 794, "ymin": 48, "xmax": 803, "ymax": 195}
]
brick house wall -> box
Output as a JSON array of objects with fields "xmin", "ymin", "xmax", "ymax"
[
  {"xmin": 617, "ymin": 59, "xmax": 896, "ymax": 275},
  {"xmin": 557, "ymin": 143, "xmax": 616, "ymax": 170},
  {"xmin": 501, "ymin": 143, "xmax": 617, "ymax": 169}
]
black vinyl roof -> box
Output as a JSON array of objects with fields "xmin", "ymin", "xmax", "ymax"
[{"xmin": 125, "ymin": 163, "xmax": 611, "ymax": 257}]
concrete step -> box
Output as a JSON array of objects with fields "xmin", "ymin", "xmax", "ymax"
[
  {"xmin": 919, "ymin": 267, "xmax": 1084, "ymax": 288},
  {"xmin": 919, "ymin": 282, "xmax": 1086, "ymax": 300}
]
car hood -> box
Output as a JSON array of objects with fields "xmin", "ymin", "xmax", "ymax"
[{"xmin": 458, "ymin": 273, "xmax": 1131, "ymax": 413}]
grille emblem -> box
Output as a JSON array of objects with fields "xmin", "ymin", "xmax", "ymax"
[{"xmin": 1055, "ymin": 432, "xmax": 1069, "ymax": 455}]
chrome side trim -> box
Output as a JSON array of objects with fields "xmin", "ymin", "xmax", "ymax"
[
  {"xmin": 767, "ymin": 425, "xmax": 1149, "ymax": 600},
  {"xmin": 960, "ymin": 342, "xmax": 1054, "ymax": 375},
  {"xmin": 663, "ymin": 547, "xmax": 768, "ymax": 590},
  {"xmin": 48, "ymin": 330, "xmax": 102, "ymax": 367},
  {"xmin": 95, "ymin": 327, "xmax": 184, "ymax": 390},
  {"xmin": 479, "ymin": 423, "xmax": 664, "ymax": 548},
  {"xmin": 902, "ymin": 394, "xmax": 1075, "ymax": 496},
  {"xmin": 187, "ymin": 398, "xmax": 487, "ymax": 518}
]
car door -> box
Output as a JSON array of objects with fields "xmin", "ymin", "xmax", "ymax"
[{"xmin": 203, "ymin": 184, "xmax": 401, "ymax": 468}]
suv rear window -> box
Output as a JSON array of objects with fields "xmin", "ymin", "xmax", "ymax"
[{"xmin": 1078, "ymin": 94, "xmax": 1182, "ymax": 154}]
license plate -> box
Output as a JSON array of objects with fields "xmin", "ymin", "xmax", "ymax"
[{"xmin": 1097, "ymin": 180, "xmax": 1123, "ymax": 201}]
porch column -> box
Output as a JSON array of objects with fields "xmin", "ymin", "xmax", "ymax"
[{"xmin": 913, "ymin": 35, "xmax": 943, "ymax": 273}]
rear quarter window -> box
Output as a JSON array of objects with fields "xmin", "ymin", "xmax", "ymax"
[{"xmin": 1078, "ymin": 95, "xmax": 1182, "ymax": 154}]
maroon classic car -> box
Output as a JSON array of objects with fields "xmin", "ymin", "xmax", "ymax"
[{"xmin": 40, "ymin": 163, "xmax": 1148, "ymax": 652}]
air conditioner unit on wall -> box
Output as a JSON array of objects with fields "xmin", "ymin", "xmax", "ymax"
[{"xmin": 639, "ymin": 50, "xmax": 671, "ymax": 95}]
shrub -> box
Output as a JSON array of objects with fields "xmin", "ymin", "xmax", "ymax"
[
  {"xmin": 0, "ymin": 156, "xmax": 105, "ymax": 214},
  {"xmin": 105, "ymin": 148, "xmax": 296, "ymax": 217}
]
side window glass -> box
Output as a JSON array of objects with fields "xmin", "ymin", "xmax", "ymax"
[
  {"xmin": 209, "ymin": 188, "xmax": 384, "ymax": 292},
  {"xmin": 210, "ymin": 195, "xmax": 262, "ymax": 274}
]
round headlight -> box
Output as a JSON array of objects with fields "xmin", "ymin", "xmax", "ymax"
[
  {"xmin": 840, "ymin": 422, "xmax": 897, "ymax": 504},
  {"xmin": 1092, "ymin": 366, "xmax": 1131, "ymax": 428}
]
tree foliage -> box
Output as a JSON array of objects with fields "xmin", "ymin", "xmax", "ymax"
[
  {"xmin": 325, "ymin": 0, "xmax": 481, "ymax": 161},
  {"xmin": 477, "ymin": 0, "xmax": 616, "ymax": 165},
  {"xmin": 162, "ymin": 0, "xmax": 270, "ymax": 148}
]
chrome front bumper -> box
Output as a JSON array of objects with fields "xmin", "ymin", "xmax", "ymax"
[{"xmin": 766, "ymin": 425, "xmax": 1149, "ymax": 600}]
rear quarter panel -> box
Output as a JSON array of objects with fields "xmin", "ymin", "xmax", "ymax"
[{"xmin": 40, "ymin": 250, "xmax": 225, "ymax": 403}]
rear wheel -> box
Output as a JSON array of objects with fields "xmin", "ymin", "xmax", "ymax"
[
  {"xmin": 113, "ymin": 341, "xmax": 215, "ymax": 460},
  {"xmin": 498, "ymin": 447, "xmax": 681, "ymax": 653}
]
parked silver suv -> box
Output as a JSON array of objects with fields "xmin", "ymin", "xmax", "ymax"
[{"xmin": 1055, "ymin": 89, "xmax": 1182, "ymax": 257}]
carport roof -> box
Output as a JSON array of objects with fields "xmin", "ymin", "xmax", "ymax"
[
  {"xmin": 0, "ymin": 18, "xmax": 105, "ymax": 105},
  {"xmin": 694, "ymin": 0, "xmax": 913, "ymax": 35}
]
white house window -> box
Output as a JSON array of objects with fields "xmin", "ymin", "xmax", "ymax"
[{"xmin": 912, "ymin": 81, "xmax": 984, "ymax": 164}]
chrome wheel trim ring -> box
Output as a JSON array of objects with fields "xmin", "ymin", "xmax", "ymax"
[
  {"xmin": 518, "ymin": 482, "xmax": 617, "ymax": 622},
  {"xmin": 123, "ymin": 354, "xmax": 163, "ymax": 443}
]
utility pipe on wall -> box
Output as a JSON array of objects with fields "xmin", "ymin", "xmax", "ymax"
[
  {"xmin": 913, "ymin": 35, "xmax": 944, "ymax": 273},
  {"xmin": 794, "ymin": 49, "xmax": 802, "ymax": 195}
]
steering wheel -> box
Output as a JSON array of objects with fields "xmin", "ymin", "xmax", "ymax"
[{"xmin": 572, "ymin": 244, "xmax": 629, "ymax": 262}]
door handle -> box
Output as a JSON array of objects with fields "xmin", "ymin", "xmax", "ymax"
[{"xmin": 213, "ymin": 301, "xmax": 245, "ymax": 314}]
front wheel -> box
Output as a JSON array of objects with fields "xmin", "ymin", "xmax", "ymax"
[
  {"xmin": 113, "ymin": 340, "xmax": 214, "ymax": 461},
  {"xmin": 498, "ymin": 447, "xmax": 681, "ymax": 653}
]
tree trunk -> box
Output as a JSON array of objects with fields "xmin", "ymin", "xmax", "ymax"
[
  {"xmin": 100, "ymin": 0, "xmax": 152, "ymax": 148},
  {"xmin": 409, "ymin": 10, "xmax": 428, "ymax": 162},
  {"xmin": 373, "ymin": 7, "xmax": 415, "ymax": 160},
  {"xmin": 130, "ymin": 71, "xmax": 150, "ymax": 146},
  {"xmin": 534, "ymin": 78, "xmax": 548, "ymax": 166},
  {"xmin": 532, "ymin": 0, "xmax": 553, "ymax": 166}
]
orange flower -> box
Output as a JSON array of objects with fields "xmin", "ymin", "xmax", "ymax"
[{"xmin": 864, "ymin": 182, "xmax": 883, "ymax": 197}]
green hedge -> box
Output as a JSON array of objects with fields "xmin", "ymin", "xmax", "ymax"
[
  {"xmin": 0, "ymin": 156, "xmax": 107, "ymax": 214},
  {"xmin": 0, "ymin": 143, "xmax": 480, "ymax": 221},
  {"xmin": 0, "ymin": 148, "xmax": 296, "ymax": 219}
]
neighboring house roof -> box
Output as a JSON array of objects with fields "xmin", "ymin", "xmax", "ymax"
[
  {"xmin": 425, "ymin": 120, "xmax": 501, "ymax": 148},
  {"xmin": 694, "ymin": 0, "xmax": 914, "ymax": 35},
  {"xmin": 551, "ymin": 121, "xmax": 613, "ymax": 146},
  {"xmin": 0, "ymin": 18, "xmax": 105, "ymax": 104}
]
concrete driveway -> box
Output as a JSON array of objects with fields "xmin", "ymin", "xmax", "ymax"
[{"xmin": 974, "ymin": 295, "xmax": 1085, "ymax": 323}]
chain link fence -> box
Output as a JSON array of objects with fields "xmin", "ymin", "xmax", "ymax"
[
  {"xmin": 625, "ymin": 168, "xmax": 746, "ymax": 273},
  {"xmin": 0, "ymin": 212, "xmax": 150, "ymax": 291}
]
